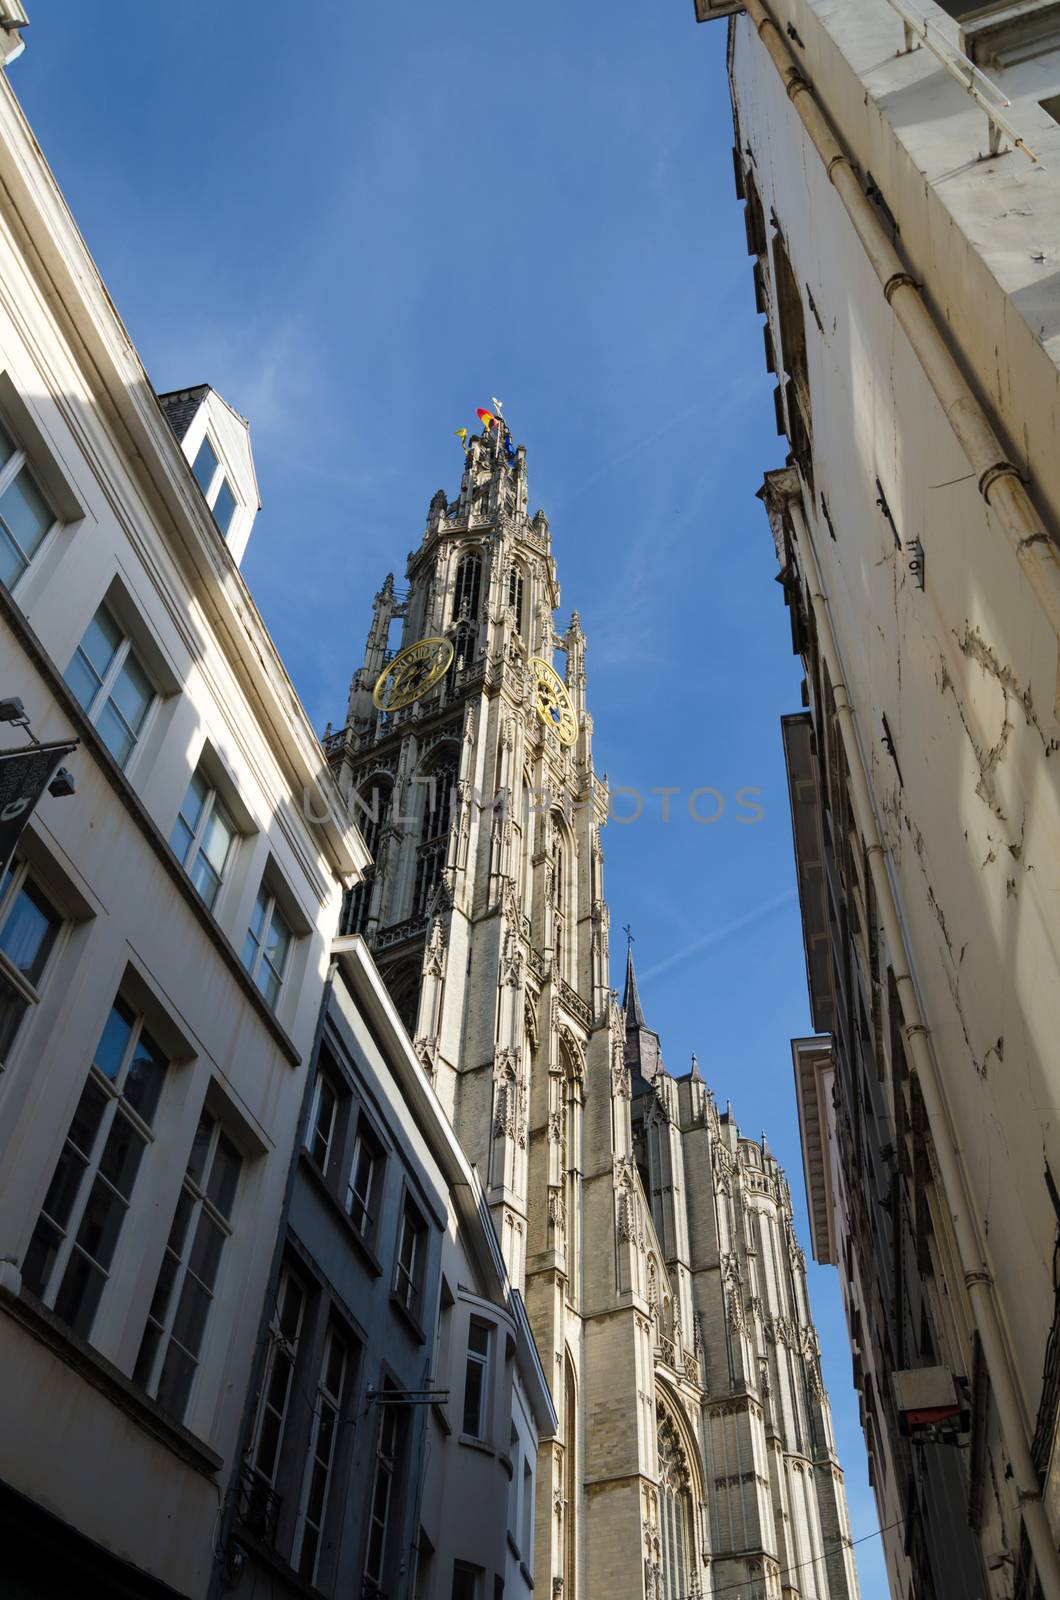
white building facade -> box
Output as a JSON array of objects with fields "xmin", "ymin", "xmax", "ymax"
[
  {"xmin": 0, "ymin": 37, "xmax": 367, "ymax": 1600},
  {"xmin": 689, "ymin": 0, "xmax": 1060, "ymax": 1594}
]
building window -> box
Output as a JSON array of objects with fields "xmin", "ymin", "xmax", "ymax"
[
  {"xmin": 0, "ymin": 862, "xmax": 62, "ymax": 1061},
  {"xmin": 292, "ymin": 1322, "xmax": 350, "ymax": 1585},
  {"xmin": 134, "ymin": 1106, "xmax": 242, "ymax": 1421},
  {"xmin": 452, "ymin": 1564, "xmax": 482, "ymax": 1600},
  {"xmin": 394, "ymin": 1199, "xmax": 426, "ymax": 1317},
  {"xmin": 242, "ymin": 884, "xmax": 293, "ymax": 1010},
  {"xmin": 452, "ymin": 552, "xmax": 482, "ymax": 623},
  {"xmin": 507, "ymin": 565, "xmax": 525, "ymax": 634},
  {"xmin": 23, "ymin": 995, "xmax": 169, "ymax": 1339},
  {"xmin": 191, "ymin": 435, "xmax": 239, "ymax": 539},
  {"xmin": 244, "ymin": 1265, "xmax": 307, "ymax": 1541},
  {"xmin": 170, "ymin": 767, "xmax": 238, "ymax": 911},
  {"xmin": 65, "ymin": 600, "xmax": 155, "ymax": 770},
  {"xmin": 422, "ymin": 757, "xmax": 457, "ymax": 843},
  {"xmin": 0, "ymin": 417, "xmax": 58, "ymax": 590},
  {"xmin": 452, "ymin": 622, "xmax": 477, "ymax": 675},
  {"xmin": 346, "ymin": 1120, "xmax": 383, "ymax": 1238},
  {"xmin": 365, "ymin": 1399, "xmax": 405, "ymax": 1592},
  {"xmin": 771, "ymin": 231, "xmax": 813, "ymax": 476},
  {"xmin": 657, "ymin": 1408, "xmax": 694, "ymax": 1600},
  {"xmin": 462, "ymin": 1319, "xmax": 491, "ymax": 1439},
  {"xmin": 305, "ymin": 1070, "xmax": 338, "ymax": 1176}
]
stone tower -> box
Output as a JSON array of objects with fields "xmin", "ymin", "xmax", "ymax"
[{"xmin": 326, "ymin": 422, "xmax": 860, "ymax": 1600}]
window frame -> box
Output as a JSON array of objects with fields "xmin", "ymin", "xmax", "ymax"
[
  {"xmin": 242, "ymin": 881, "xmax": 295, "ymax": 1011},
  {"xmin": 305, "ymin": 1068, "xmax": 339, "ymax": 1178},
  {"xmin": 0, "ymin": 422, "xmax": 60, "ymax": 593},
  {"xmin": 0, "ymin": 859, "xmax": 65, "ymax": 1064},
  {"xmin": 393, "ymin": 1196, "xmax": 427, "ymax": 1320},
  {"xmin": 364, "ymin": 1396, "xmax": 404, "ymax": 1591},
  {"xmin": 170, "ymin": 767, "xmax": 240, "ymax": 913},
  {"xmin": 461, "ymin": 1317, "xmax": 492, "ymax": 1441},
  {"xmin": 290, "ymin": 1320, "xmax": 351, "ymax": 1585},
  {"xmin": 133, "ymin": 1106, "xmax": 243, "ymax": 1423},
  {"xmin": 346, "ymin": 1117, "xmax": 384, "ymax": 1241},
  {"xmin": 22, "ymin": 994, "xmax": 170, "ymax": 1340},
  {"xmin": 65, "ymin": 599, "xmax": 159, "ymax": 772},
  {"xmin": 243, "ymin": 1263, "xmax": 308, "ymax": 1542},
  {"xmin": 191, "ymin": 433, "xmax": 241, "ymax": 540}
]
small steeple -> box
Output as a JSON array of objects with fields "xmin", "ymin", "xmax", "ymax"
[
  {"xmin": 620, "ymin": 928, "xmax": 664, "ymax": 1085},
  {"xmin": 622, "ymin": 930, "xmax": 645, "ymax": 1029}
]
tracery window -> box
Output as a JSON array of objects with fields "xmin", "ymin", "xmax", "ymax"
[
  {"xmin": 507, "ymin": 565, "xmax": 525, "ymax": 634},
  {"xmin": 452, "ymin": 552, "xmax": 482, "ymax": 623},
  {"xmin": 657, "ymin": 1408, "xmax": 694, "ymax": 1600}
]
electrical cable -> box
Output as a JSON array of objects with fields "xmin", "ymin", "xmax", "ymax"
[{"xmin": 665, "ymin": 1516, "xmax": 904, "ymax": 1600}]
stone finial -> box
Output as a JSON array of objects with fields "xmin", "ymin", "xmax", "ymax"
[{"xmin": 427, "ymin": 488, "xmax": 447, "ymax": 532}]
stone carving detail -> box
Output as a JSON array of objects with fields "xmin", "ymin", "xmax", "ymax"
[
  {"xmin": 616, "ymin": 1158, "xmax": 645, "ymax": 1247},
  {"xmin": 493, "ymin": 1049, "xmax": 520, "ymax": 1140},
  {"xmin": 500, "ymin": 923, "xmax": 524, "ymax": 989},
  {"xmin": 549, "ymin": 1188, "xmax": 567, "ymax": 1234},
  {"xmin": 558, "ymin": 1025, "xmax": 586, "ymax": 1081},
  {"xmin": 610, "ymin": 1038, "xmax": 631, "ymax": 1098},
  {"xmin": 413, "ymin": 1035, "xmax": 437, "ymax": 1077},
  {"xmin": 424, "ymin": 914, "xmax": 447, "ymax": 978}
]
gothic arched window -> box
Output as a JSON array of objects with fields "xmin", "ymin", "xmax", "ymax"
[
  {"xmin": 507, "ymin": 564, "xmax": 525, "ymax": 634},
  {"xmin": 452, "ymin": 623, "xmax": 476, "ymax": 673},
  {"xmin": 412, "ymin": 749, "xmax": 458, "ymax": 921},
  {"xmin": 356, "ymin": 777, "xmax": 392, "ymax": 860},
  {"xmin": 421, "ymin": 752, "xmax": 457, "ymax": 843},
  {"xmin": 452, "ymin": 552, "xmax": 482, "ymax": 623},
  {"xmin": 657, "ymin": 1408, "xmax": 694, "ymax": 1600}
]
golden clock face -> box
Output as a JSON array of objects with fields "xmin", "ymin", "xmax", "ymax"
[
  {"xmin": 373, "ymin": 636, "xmax": 454, "ymax": 711},
  {"xmin": 530, "ymin": 656, "xmax": 579, "ymax": 747}
]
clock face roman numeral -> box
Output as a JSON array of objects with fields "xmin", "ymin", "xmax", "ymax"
[
  {"xmin": 530, "ymin": 657, "xmax": 579, "ymax": 748},
  {"xmin": 372, "ymin": 637, "xmax": 454, "ymax": 711}
]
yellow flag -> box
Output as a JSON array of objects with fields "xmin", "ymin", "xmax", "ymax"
[{"xmin": 454, "ymin": 427, "xmax": 468, "ymax": 453}]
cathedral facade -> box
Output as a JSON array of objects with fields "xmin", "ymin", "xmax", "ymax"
[{"xmin": 325, "ymin": 423, "xmax": 859, "ymax": 1600}]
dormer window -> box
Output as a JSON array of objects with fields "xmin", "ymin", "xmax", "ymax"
[{"xmin": 191, "ymin": 436, "xmax": 239, "ymax": 539}]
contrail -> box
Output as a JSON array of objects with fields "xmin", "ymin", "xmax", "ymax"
[{"xmin": 637, "ymin": 889, "xmax": 797, "ymax": 985}]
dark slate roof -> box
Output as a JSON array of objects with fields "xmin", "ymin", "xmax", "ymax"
[{"xmin": 156, "ymin": 385, "xmax": 209, "ymax": 443}]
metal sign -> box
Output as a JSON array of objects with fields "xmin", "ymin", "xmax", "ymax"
[{"xmin": 0, "ymin": 739, "xmax": 78, "ymax": 881}]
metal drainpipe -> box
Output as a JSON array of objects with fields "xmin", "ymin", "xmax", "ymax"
[
  {"xmin": 741, "ymin": 0, "xmax": 1060, "ymax": 647},
  {"xmin": 785, "ymin": 490, "xmax": 1060, "ymax": 1600}
]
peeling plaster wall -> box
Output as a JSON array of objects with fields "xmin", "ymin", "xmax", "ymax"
[
  {"xmin": 726, "ymin": 0, "xmax": 1060, "ymax": 1584},
  {"xmin": 734, "ymin": 0, "xmax": 1060, "ymax": 1403}
]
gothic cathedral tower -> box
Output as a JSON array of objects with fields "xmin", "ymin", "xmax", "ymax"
[{"xmin": 327, "ymin": 422, "xmax": 860, "ymax": 1600}]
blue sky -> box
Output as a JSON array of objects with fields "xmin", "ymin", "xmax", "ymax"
[{"xmin": 13, "ymin": 4, "xmax": 886, "ymax": 1593}]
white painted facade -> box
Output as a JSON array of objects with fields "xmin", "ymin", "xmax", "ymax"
[
  {"xmin": 0, "ymin": 49, "xmax": 367, "ymax": 1600},
  {"xmin": 690, "ymin": 0, "xmax": 1060, "ymax": 1592}
]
